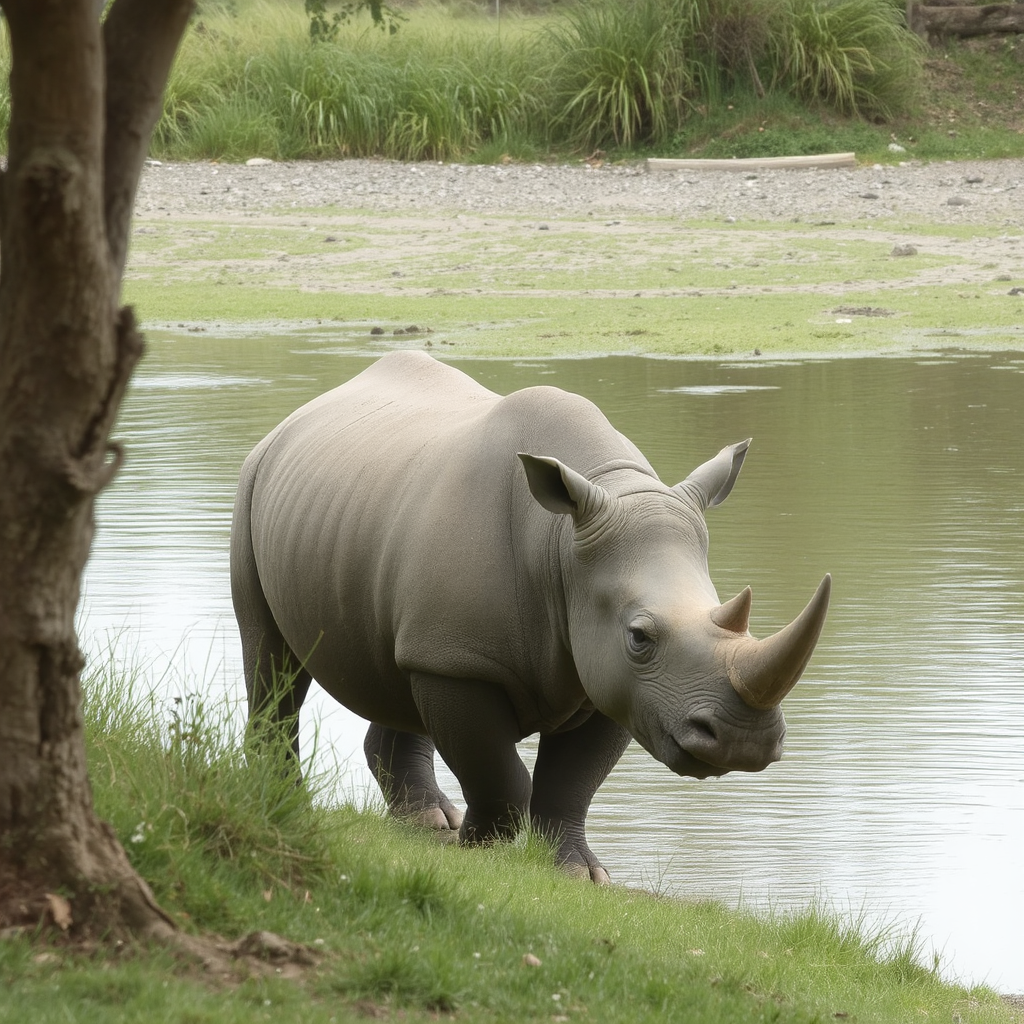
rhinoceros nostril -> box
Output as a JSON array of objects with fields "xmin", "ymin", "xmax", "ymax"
[{"xmin": 688, "ymin": 716, "xmax": 717, "ymax": 743}]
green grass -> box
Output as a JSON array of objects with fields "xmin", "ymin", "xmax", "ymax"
[
  {"xmin": 153, "ymin": 0, "xmax": 548, "ymax": 162},
  {"xmin": 0, "ymin": 1, "xmax": 1021, "ymax": 162},
  {"xmin": 122, "ymin": 0, "xmax": 967, "ymax": 163},
  {"xmin": 148, "ymin": 0, "xmax": 1022, "ymax": 163},
  {"xmin": 125, "ymin": 286, "xmax": 1024, "ymax": 359},
  {"xmin": 122, "ymin": 213, "xmax": 1024, "ymax": 358},
  {"xmin": 0, "ymin": 0, "xmax": 1019, "ymax": 163},
  {"xmin": 545, "ymin": 0, "xmax": 693, "ymax": 150},
  {"xmin": 0, "ymin": 653, "xmax": 1012, "ymax": 1023}
]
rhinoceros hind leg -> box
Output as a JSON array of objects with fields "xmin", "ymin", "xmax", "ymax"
[
  {"xmin": 234, "ymin": 592, "xmax": 311, "ymax": 767},
  {"xmin": 231, "ymin": 466, "xmax": 311, "ymax": 767},
  {"xmin": 531, "ymin": 711, "xmax": 632, "ymax": 883},
  {"xmin": 243, "ymin": 636, "xmax": 312, "ymax": 769},
  {"xmin": 364, "ymin": 724, "xmax": 464, "ymax": 831}
]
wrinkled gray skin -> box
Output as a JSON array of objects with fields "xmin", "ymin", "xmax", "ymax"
[{"xmin": 231, "ymin": 351, "xmax": 830, "ymax": 882}]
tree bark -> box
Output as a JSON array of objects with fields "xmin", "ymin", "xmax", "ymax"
[{"xmin": 0, "ymin": 0, "xmax": 193, "ymax": 938}]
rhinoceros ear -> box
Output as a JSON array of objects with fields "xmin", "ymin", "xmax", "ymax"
[
  {"xmin": 674, "ymin": 439, "xmax": 751, "ymax": 510},
  {"xmin": 518, "ymin": 454, "xmax": 608, "ymax": 520}
]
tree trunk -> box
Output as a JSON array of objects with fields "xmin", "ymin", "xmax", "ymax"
[{"xmin": 0, "ymin": 0, "xmax": 193, "ymax": 939}]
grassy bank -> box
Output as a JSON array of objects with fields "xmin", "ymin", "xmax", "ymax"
[
  {"xmin": 0, "ymin": 660, "xmax": 1013, "ymax": 1023},
  {"xmin": 138, "ymin": 0, "xmax": 1023, "ymax": 164}
]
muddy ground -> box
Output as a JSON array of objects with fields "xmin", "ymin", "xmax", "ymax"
[{"xmin": 127, "ymin": 157, "xmax": 1024, "ymax": 356}]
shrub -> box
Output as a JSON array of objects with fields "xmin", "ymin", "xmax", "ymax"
[
  {"xmin": 545, "ymin": 0, "xmax": 692, "ymax": 149},
  {"xmin": 771, "ymin": 0, "xmax": 924, "ymax": 118}
]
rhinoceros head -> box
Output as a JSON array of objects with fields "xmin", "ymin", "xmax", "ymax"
[{"xmin": 518, "ymin": 442, "xmax": 831, "ymax": 779}]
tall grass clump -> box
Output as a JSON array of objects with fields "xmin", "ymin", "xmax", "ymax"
[
  {"xmin": 770, "ymin": 0, "xmax": 925, "ymax": 118},
  {"xmin": 544, "ymin": 0, "xmax": 692, "ymax": 150},
  {"xmin": 153, "ymin": 0, "xmax": 545, "ymax": 161},
  {"xmin": 542, "ymin": 0, "xmax": 923, "ymax": 151},
  {"xmin": 0, "ymin": 0, "xmax": 938, "ymax": 163},
  {"xmin": 668, "ymin": 0, "xmax": 778, "ymax": 103},
  {"xmin": 83, "ymin": 652, "xmax": 340, "ymax": 932},
  {"xmin": 143, "ymin": 0, "xmax": 927, "ymax": 161}
]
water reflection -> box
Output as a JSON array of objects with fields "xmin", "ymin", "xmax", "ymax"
[{"xmin": 84, "ymin": 333, "xmax": 1023, "ymax": 992}]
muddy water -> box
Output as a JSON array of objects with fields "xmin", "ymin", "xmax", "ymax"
[{"xmin": 84, "ymin": 331, "xmax": 1024, "ymax": 991}]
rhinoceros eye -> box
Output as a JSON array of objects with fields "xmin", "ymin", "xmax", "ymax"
[{"xmin": 627, "ymin": 624, "xmax": 655, "ymax": 656}]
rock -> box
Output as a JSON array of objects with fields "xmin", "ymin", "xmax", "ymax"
[
  {"xmin": 227, "ymin": 930, "xmax": 317, "ymax": 965},
  {"xmin": 245, "ymin": 157, "xmax": 274, "ymax": 166},
  {"xmin": 946, "ymin": 196, "xmax": 970, "ymax": 207},
  {"xmin": 891, "ymin": 243, "xmax": 918, "ymax": 257},
  {"xmin": 887, "ymin": 143, "xmax": 906, "ymax": 153},
  {"xmin": 832, "ymin": 305, "xmax": 895, "ymax": 317}
]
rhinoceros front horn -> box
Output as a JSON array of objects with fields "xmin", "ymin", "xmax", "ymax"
[{"xmin": 723, "ymin": 574, "xmax": 832, "ymax": 710}]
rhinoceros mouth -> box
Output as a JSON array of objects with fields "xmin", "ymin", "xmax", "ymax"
[{"xmin": 660, "ymin": 736, "xmax": 732, "ymax": 780}]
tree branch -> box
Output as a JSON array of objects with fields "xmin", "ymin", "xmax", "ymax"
[{"xmin": 102, "ymin": 0, "xmax": 195, "ymax": 279}]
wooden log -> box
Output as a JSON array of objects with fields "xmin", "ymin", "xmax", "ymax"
[
  {"xmin": 908, "ymin": 2, "xmax": 1024, "ymax": 39},
  {"xmin": 915, "ymin": 0, "xmax": 1011, "ymax": 8},
  {"xmin": 646, "ymin": 153, "xmax": 858, "ymax": 173}
]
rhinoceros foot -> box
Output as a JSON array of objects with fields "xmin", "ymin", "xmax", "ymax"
[
  {"xmin": 364, "ymin": 724, "xmax": 466, "ymax": 833},
  {"xmin": 398, "ymin": 799, "xmax": 465, "ymax": 833},
  {"xmin": 555, "ymin": 844, "xmax": 613, "ymax": 884},
  {"xmin": 561, "ymin": 860, "xmax": 612, "ymax": 885}
]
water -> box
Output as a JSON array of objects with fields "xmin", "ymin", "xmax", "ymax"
[{"xmin": 83, "ymin": 331, "xmax": 1024, "ymax": 992}]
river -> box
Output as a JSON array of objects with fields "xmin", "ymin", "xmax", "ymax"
[{"xmin": 82, "ymin": 330, "xmax": 1024, "ymax": 992}]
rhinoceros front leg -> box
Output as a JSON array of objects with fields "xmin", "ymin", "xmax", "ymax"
[
  {"xmin": 363, "ymin": 724, "xmax": 464, "ymax": 831},
  {"xmin": 530, "ymin": 711, "xmax": 632, "ymax": 883},
  {"xmin": 410, "ymin": 673, "xmax": 532, "ymax": 845}
]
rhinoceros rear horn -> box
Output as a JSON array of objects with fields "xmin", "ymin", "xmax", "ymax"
[
  {"xmin": 725, "ymin": 574, "xmax": 832, "ymax": 710},
  {"xmin": 711, "ymin": 586, "xmax": 752, "ymax": 634}
]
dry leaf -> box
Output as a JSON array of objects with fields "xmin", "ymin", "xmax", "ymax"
[
  {"xmin": 522, "ymin": 953, "xmax": 542, "ymax": 967},
  {"xmin": 262, "ymin": 889, "xmax": 273, "ymax": 902},
  {"xmin": 45, "ymin": 893, "xmax": 72, "ymax": 931}
]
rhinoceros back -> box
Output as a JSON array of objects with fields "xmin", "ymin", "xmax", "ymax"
[{"xmin": 236, "ymin": 351, "xmax": 648, "ymax": 730}]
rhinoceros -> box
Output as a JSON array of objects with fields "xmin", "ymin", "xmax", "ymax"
[{"xmin": 231, "ymin": 351, "xmax": 830, "ymax": 881}]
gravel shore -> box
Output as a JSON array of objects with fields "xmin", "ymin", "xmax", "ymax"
[{"xmin": 136, "ymin": 156, "xmax": 1024, "ymax": 226}]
